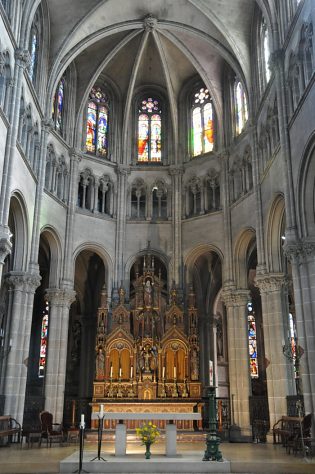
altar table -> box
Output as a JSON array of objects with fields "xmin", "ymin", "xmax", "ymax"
[{"xmin": 91, "ymin": 411, "xmax": 201, "ymax": 456}]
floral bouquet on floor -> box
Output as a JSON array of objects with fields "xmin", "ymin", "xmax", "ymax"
[{"xmin": 136, "ymin": 422, "xmax": 160, "ymax": 459}]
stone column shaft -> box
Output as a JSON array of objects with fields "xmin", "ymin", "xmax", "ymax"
[
  {"xmin": 256, "ymin": 273, "xmax": 295, "ymax": 427},
  {"xmin": 169, "ymin": 167, "xmax": 183, "ymax": 287},
  {"xmin": 114, "ymin": 166, "xmax": 129, "ymax": 288},
  {"xmin": 222, "ymin": 289, "xmax": 251, "ymax": 436},
  {"xmin": 45, "ymin": 288, "xmax": 76, "ymax": 423}
]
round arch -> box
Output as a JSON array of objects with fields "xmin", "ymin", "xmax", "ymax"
[
  {"xmin": 265, "ymin": 193, "xmax": 285, "ymax": 273},
  {"xmin": 184, "ymin": 243, "xmax": 224, "ymax": 285},
  {"xmin": 73, "ymin": 242, "xmax": 113, "ymax": 292},
  {"xmin": 124, "ymin": 248, "xmax": 171, "ymax": 286},
  {"xmin": 40, "ymin": 225, "xmax": 63, "ymax": 288},
  {"xmin": 234, "ymin": 227, "xmax": 256, "ymax": 288},
  {"xmin": 8, "ymin": 192, "xmax": 29, "ymax": 272}
]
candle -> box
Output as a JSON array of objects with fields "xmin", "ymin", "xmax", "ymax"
[
  {"xmin": 162, "ymin": 366, "xmax": 165, "ymax": 378},
  {"xmin": 174, "ymin": 366, "xmax": 176, "ymax": 378},
  {"xmin": 100, "ymin": 404, "xmax": 104, "ymax": 417},
  {"xmin": 80, "ymin": 414, "xmax": 85, "ymax": 428},
  {"xmin": 119, "ymin": 367, "xmax": 122, "ymax": 378},
  {"xmin": 110, "ymin": 366, "xmax": 113, "ymax": 378},
  {"xmin": 209, "ymin": 360, "xmax": 214, "ymax": 386},
  {"xmin": 130, "ymin": 366, "xmax": 133, "ymax": 379}
]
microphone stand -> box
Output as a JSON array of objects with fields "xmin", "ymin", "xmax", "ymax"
[{"xmin": 90, "ymin": 414, "xmax": 107, "ymax": 462}]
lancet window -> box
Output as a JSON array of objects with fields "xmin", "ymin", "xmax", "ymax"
[
  {"xmin": 0, "ymin": 51, "xmax": 12, "ymax": 117},
  {"xmin": 130, "ymin": 179, "xmax": 146, "ymax": 219},
  {"xmin": 247, "ymin": 300, "xmax": 259, "ymax": 379},
  {"xmin": 191, "ymin": 87, "xmax": 214, "ymax": 157},
  {"xmin": 86, "ymin": 87, "xmax": 109, "ymax": 157},
  {"xmin": 28, "ymin": 15, "xmax": 40, "ymax": 83},
  {"xmin": 52, "ymin": 76, "xmax": 65, "ymax": 133},
  {"xmin": 235, "ymin": 80, "xmax": 248, "ymax": 135},
  {"xmin": 137, "ymin": 97, "xmax": 162, "ymax": 162},
  {"xmin": 152, "ymin": 181, "xmax": 168, "ymax": 220},
  {"xmin": 38, "ymin": 301, "xmax": 49, "ymax": 378}
]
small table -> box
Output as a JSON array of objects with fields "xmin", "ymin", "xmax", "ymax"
[{"xmin": 91, "ymin": 411, "xmax": 201, "ymax": 457}]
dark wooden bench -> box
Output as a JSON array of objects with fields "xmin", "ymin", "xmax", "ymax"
[
  {"xmin": 0, "ymin": 416, "xmax": 22, "ymax": 446},
  {"xmin": 272, "ymin": 415, "xmax": 302, "ymax": 446}
]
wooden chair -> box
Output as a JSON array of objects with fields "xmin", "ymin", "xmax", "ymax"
[
  {"xmin": 287, "ymin": 413, "xmax": 312, "ymax": 455},
  {"xmin": 39, "ymin": 411, "xmax": 64, "ymax": 447}
]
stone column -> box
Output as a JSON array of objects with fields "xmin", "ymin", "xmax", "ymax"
[
  {"xmin": 0, "ymin": 50, "xmax": 30, "ymax": 287},
  {"xmin": 29, "ymin": 118, "xmax": 53, "ymax": 274},
  {"xmin": 62, "ymin": 149, "xmax": 81, "ymax": 287},
  {"xmin": 221, "ymin": 288, "xmax": 251, "ymax": 438},
  {"xmin": 256, "ymin": 273, "xmax": 295, "ymax": 427},
  {"xmin": 44, "ymin": 288, "xmax": 76, "ymax": 423},
  {"xmin": 169, "ymin": 166, "xmax": 183, "ymax": 287},
  {"xmin": 93, "ymin": 178, "xmax": 99, "ymax": 213},
  {"xmin": 114, "ymin": 166, "xmax": 130, "ymax": 290},
  {"xmin": 4, "ymin": 272, "xmax": 40, "ymax": 422},
  {"xmin": 284, "ymin": 241, "xmax": 315, "ymax": 423}
]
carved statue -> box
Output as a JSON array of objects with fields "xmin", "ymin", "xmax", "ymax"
[
  {"xmin": 95, "ymin": 347, "xmax": 105, "ymax": 379},
  {"xmin": 190, "ymin": 348, "xmax": 199, "ymax": 381},
  {"xmin": 144, "ymin": 278, "xmax": 153, "ymax": 307}
]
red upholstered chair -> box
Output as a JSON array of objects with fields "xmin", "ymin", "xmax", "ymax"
[{"xmin": 39, "ymin": 411, "xmax": 64, "ymax": 447}]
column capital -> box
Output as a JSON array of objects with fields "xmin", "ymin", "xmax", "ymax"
[
  {"xmin": 6, "ymin": 271, "xmax": 41, "ymax": 292},
  {"xmin": 283, "ymin": 239, "xmax": 315, "ymax": 264},
  {"xmin": 68, "ymin": 148, "xmax": 82, "ymax": 162},
  {"xmin": 0, "ymin": 227, "xmax": 12, "ymax": 264},
  {"xmin": 221, "ymin": 288, "xmax": 249, "ymax": 307},
  {"xmin": 41, "ymin": 117, "xmax": 54, "ymax": 132},
  {"xmin": 116, "ymin": 165, "xmax": 130, "ymax": 177},
  {"xmin": 45, "ymin": 288, "xmax": 76, "ymax": 307},
  {"xmin": 14, "ymin": 49, "xmax": 31, "ymax": 69},
  {"xmin": 255, "ymin": 273, "xmax": 287, "ymax": 294},
  {"xmin": 168, "ymin": 165, "xmax": 184, "ymax": 177}
]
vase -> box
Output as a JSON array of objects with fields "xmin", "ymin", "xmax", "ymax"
[{"xmin": 145, "ymin": 442, "xmax": 152, "ymax": 459}]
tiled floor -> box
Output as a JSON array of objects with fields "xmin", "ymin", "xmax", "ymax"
[{"xmin": 0, "ymin": 437, "xmax": 314, "ymax": 473}]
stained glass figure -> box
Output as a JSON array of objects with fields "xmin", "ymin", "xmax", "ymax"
[
  {"xmin": 29, "ymin": 28, "xmax": 38, "ymax": 81},
  {"xmin": 192, "ymin": 87, "xmax": 214, "ymax": 157},
  {"xmin": 137, "ymin": 97, "xmax": 161, "ymax": 162},
  {"xmin": 52, "ymin": 77, "xmax": 65, "ymax": 133},
  {"xmin": 38, "ymin": 302, "xmax": 49, "ymax": 378},
  {"xmin": 247, "ymin": 301, "xmax": 259, "ymax": 378},
  {"xmin": 288, "ymin": 313, "xmax": 298, "ymax": 377},
  {"xmin": 235, "ymin": 81, "xmax": 248, "ymax": 135},
  {"xmin": 86, "ymin": 87, "xmax": 109, "ymax": 157}
]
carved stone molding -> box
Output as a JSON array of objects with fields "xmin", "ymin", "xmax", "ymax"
[
  {"xmin": 169, "ymin": 165, "xmax": 184, "ymax": 177},
  {"xmin": 255, "ymin": 273, "xmax": 287, "ymax": 294},
  {"xmin": 15, "ymin": 49, "xmax": 31, "ymax": 69},
  {"xmin": 41, "ymin": 117, "xmax": 54, "ymax": 132},
  {"xmin": 270, "ymin": 49, "xmax": 285, "ymax": 72},
  {"xmin": 0, "ymin": 236, "xmax": 12, "ymax": 264},
  {"xmin": 6, "ymin": 272, "xmax": 41, "ymax": 292},
  {"xmin": 283, "ymin": 240, "xmax": 315, "ymax": 264},
  {"xmin": 45, "ymin": 288, "xmax": 76, "ymax": 307},
  {"xmin": 116, "ymin": 165, "xmax": 130, "ymax": 177},
  {"xmin": 68, "ymin": 148, "xmax": 82, "ymax": 163},
  {"xmin": 143, "ymin": 14, "xmax": 158, "ymax": 31},
  {"xmin": 221, "ymin": 288, "xmax": 249, "ymax": 308}
]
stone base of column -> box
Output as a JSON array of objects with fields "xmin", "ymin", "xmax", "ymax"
[{"xmin": 229, "ymin": 424, "xmax": 252, "ymax": 442}]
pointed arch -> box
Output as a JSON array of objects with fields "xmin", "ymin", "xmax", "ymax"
[
  {"xmin": 234, "ymin": 227, "xmax": 256, "ymax": 288},
  {"xmin": 265, "ymin": 194, "xmax": 285, "ymax": 273}
]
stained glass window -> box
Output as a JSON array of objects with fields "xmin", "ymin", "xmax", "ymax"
[
  {"xmin": 235, "ymin": 81, "xmax": 248, "ymax": 135},
  {"xmin": 288, "ymin": 313, "xmax": 298, "ymax": 377},
  {"xmin": 29, "ymin": 27, "xmax": 38, "ymax": 82},
  {"xmin": 191, "ymin": 87, "xmax": 214, "ymax": 157},
  {"xmin": 86, "ymin": 87, "xmax": 109, "ymax": 157},
  {"xmin": 262, "ymin": 18, "xmax": 271, "ymax": 83},
  {"xmin": 247, "ymin": 301, "xmax": 259, "ymax": 378},
  {"xmin": 38, "ymin": 301, "xmax": 49, "ymax": 378},
  {"xmin": 137, "ymin": 97, "xmax": 161, "ymax": 162},
  {"xmin": 52, "ymin": 77, "xmax": 65, "ymax": 133}
]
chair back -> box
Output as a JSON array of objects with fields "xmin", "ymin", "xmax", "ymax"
[
  {"xmin": 302, "ymin": 414, "xmax": 312, "ymax": 436},
  {"xmin": 40, "ymin": 411, "xmax": 53, "ymax": 434}
]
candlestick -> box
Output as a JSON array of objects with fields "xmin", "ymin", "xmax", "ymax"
[
  {"xmin": 100, "ymin": 404, "xmax": 104, "ymax": 417},
  {"xmin": 110, "ymin": 366, "xmax": 113, "ymax": 378},
  {"xmin": 162, "ymin": 366, "xmax": 165, "ymax": 379},
  {"xmin": 174, "ymin": 366, "xmax": 176, "ymax": 378},
  {"xmin": 209, "ymin": 360, "xmax": 214, "ymax": 386},
  {"xmin": 119, "ymin": 367, "xmax": 122, "ymax": 378},
  {"xmin": 80, "ymin": 414, "xmax": 85, "ymax": 429},
  {"xmin": 130, "ymin": 366, "xmax": 133, "ymax": 379}
]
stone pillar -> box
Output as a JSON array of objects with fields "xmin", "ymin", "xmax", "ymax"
[
  {"xmin": 93, "ymin": 178, "xmax": 99, "ymax": 213},
  {"xmin": 114, "ymin": 166, "xmax": 130, "ymax": 289},
  {"xmin": 284, "ymin": 241, "xmax": 315, "ymax": 423},
  {"xmin": 62, "ymin": 149, "xmax": 81, "ymax": 287},
  {"xmin": 221, "ymin": 288, "xmax": 251, "ymax": 438},
  {"xmin": 29, "ymin": 118, "xmax": 53, "ymax": 274},
  {"xmin": 0, "ymin": 50, "xmax": 30, "ymax": 287},
  {"xmin": 256, "ymin": 273, "xmax": 295, "ymax": 427},
  {"xmin": 169, "ymin": 166, "xmax": 183, "ymax": 287},
  {"xmin": 45, "ymin": 288, "xmax": 76, "ymax": 423},
  {"xmin": 4, "ymin": 272, "xmax": 41, "ymax": 422}
]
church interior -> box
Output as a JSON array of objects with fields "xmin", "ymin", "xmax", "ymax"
[{"xmin": 0, "ymin": 0, "xmax": 315, "ymax": 460}]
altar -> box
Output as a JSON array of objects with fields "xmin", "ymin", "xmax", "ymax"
[{"xmin": 91, "ymin": 253, "xmax": 203, "ymax": 429}]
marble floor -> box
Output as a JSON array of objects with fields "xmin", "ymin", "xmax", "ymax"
[{"xmin": 0, "ymin": 437, "xmax": 314, "ymax": 474}]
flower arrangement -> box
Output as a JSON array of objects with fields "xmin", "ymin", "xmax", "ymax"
[{"xmin": 136, "ymin": 422, "xmax": 160, "ymax": 446}]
